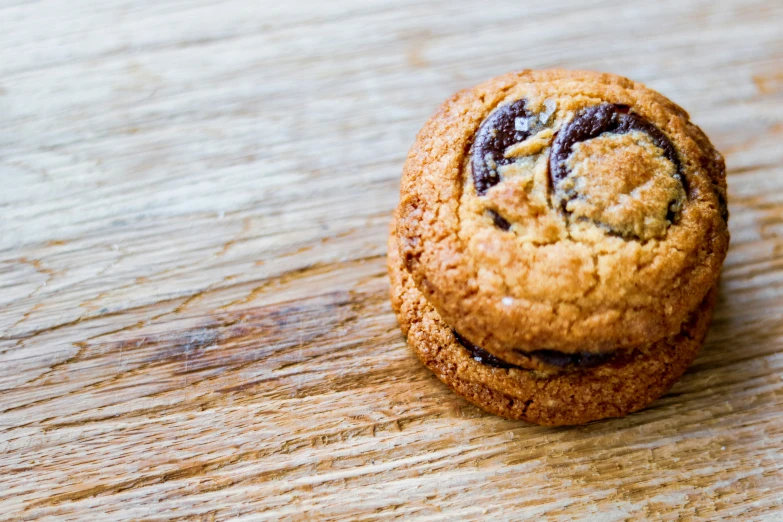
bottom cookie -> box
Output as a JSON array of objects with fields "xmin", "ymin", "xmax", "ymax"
[{"xmin": 388, "ymin": 233, "xmax": 717, "ymax": 426}]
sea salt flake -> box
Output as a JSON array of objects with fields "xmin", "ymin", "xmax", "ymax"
[
  {"xmin": 514, "ymin": 117, "xmax": 530, "ymax": 132},
  {"xmin": 502, "ymin": 297, "xmax": 513, "ymax": 306}
]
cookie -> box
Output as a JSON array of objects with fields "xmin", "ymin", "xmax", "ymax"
[
  {"xmin": 389, "ymin": 70, "xmax": 729, "ymax": 424},
  {"xmin": 389, "ymin": 235, "xmax": 717, "ymax": 425},
  {"xmin": 395, "ymin": 69, "xmax": 728, "ymax": 362}
]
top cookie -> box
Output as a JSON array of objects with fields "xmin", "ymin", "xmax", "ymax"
[{"xmin": 396, "ymin": 70, "xmax": 728, "ymax": 361}]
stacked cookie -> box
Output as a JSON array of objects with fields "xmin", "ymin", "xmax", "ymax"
[{"xmin": 389, "ymin": 70, "xmax": 729, "ymax": 426}]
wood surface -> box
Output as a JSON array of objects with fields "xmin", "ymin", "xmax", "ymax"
[{"xmin": 1, "ymin": 0, "xmax": 783, "ymax": 519}]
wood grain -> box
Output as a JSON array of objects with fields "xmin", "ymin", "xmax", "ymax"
[{"xmin": 1, "ymin": 0, "xmax": 782, "ymax": 519}]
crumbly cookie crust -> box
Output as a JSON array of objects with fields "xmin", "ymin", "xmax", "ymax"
[{"xmin": 389, "ymin": 233, "xmax": 716, "ymax": 426}]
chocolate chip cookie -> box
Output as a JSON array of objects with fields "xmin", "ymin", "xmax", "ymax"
[{"xmin": 389, "ymin": 70, "xmax": 728, "ymax": 425}]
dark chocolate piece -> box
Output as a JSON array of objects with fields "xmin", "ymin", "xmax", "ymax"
[
  {"xmin": 487, "ymin": 209, "xmax": 511, "ymax": 231},
  {"xmin": 524, "ymin": 349, "xmax": 614, "ymax": 369},
  {"xmin": 550, "ymin": 103, "xmax": 683, "ymax": 192},
  {"xmin": 453, "ymin": 330, "xmax": 516, "ymax": 369},
  {"xmin": 453, "ymin": 330, "xmax": 615, "ymax": 370},
  {"xmin": 615, "ymin": 112, "xmax": 679, "ymax": 169},
  {"xmin": 471, "ymin": 99, "xmax": 532, "ymax": 196},
  {"xmin": 550, "ymin": 103, "xmax": 619, "ymax": 187}
]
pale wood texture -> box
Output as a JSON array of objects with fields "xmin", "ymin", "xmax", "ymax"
[{"xmin": 1, "ymin": 0, "xmax": 782, "ymax": 520}]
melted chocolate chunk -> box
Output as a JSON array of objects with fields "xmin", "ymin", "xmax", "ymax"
[
  {"xmin": 550, "ymin": 103, "xmax": 683, "ymax": 193},
  {"xmin": 550, "ymin": 104, "xmax": 618, "ymax": 187},
  {"xmin": 453, "ymin": 330, "xmax": 615, "ymax": 370},
  {"xmin": 471, "ymin": 99, "xmax": 532, "ymax": 196},
  {"xmin": 522, "ymin": 349, "xmax": 614, "ymax": 369},
  {"xmin": 487, "ymin": 209, "xmax": 511, "ymax": 231},
  {"xmin": 615, "ymin": 112, "xmax": 680, "ymax": 169},
  {"xmin": 453, "ymin": 330, "xmax": 515, "ymax": 369}
]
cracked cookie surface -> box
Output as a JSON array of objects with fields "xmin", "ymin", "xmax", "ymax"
[{"xmin": 396, "ymin": 69, "xmax": 728, "ymax": 362}]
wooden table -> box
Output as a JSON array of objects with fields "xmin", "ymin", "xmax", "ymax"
[{"xmin": 2, "ymin": 0, "xmax": 782, "ymax": 519}]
